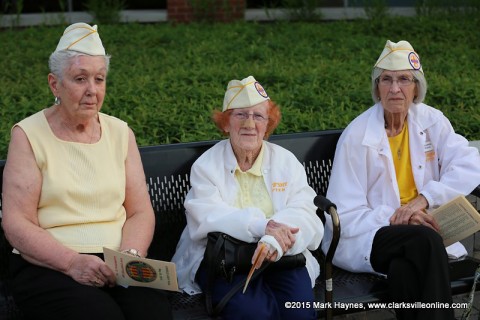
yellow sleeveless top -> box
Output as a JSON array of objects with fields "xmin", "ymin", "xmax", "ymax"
[
  {"xmin": 388, "ymin": 122, "xmax": 418, "ymax": 205},
  {"xmin": 16, "ymin": 110, "xmax": 129, "ymax": 253}
]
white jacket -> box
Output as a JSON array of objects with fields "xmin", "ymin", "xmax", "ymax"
[
  {"xmin": 321, "ymin": 102, "xmax": 480, "ymax": 273},
  {"xmin": 172, "ymin": 139, "xmax": 324, "ymax": 295}
]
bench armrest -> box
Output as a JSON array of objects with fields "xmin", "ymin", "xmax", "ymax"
[{"xmin": 471, "ymin": 185, "xmax": 480, "ymax": 199}]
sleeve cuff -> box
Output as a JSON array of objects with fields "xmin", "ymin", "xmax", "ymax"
[
  {"xmin": 259, "ymin": 235, "xmax": 283, "ymax": 261},
  {"xmin": 420, "ymin": 192, "xmax": 433, "ymax": 209},
  {"xmin": 249, "ymin": 218, "xmax": 268, "ymax": 238}
]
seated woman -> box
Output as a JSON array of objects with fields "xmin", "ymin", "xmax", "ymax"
[
  {"xmin": 172, "ymin": 76, "xmax": 323, "ymax": 320},
  {"xmin": 322, "ymin": 40, "xmax": 480, "ymax": 320},
  {"xmin": 1, "ymin": 23, "xmax": 172, "ymax": 320}
]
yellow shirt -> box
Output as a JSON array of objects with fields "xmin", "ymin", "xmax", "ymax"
[
  {"xmin": 234, "ymin": 143, "xmax": 274, "ymax": 218},
  {"xmin": 389, "ymin": 122, "xmax": 418, "ymax": 205},
  {"xmin": 16, "ymin": 110, "xmax": 129, "ymax": 253}
]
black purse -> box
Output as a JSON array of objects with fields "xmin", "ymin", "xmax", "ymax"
[{"xmin": 202, "ymin": 231, "xmax": 306, "ymax": 317}]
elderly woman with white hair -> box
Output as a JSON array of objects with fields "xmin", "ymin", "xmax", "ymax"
[
  {"xmin": 172, "ymin": 76, "xmax": 323, "ymax": 319},
  {"xmin": 1, "ymin": 23, "xmax": 172, "ymax": 319},
  {"xmin": 322, "ymin": 40, "xmax": 480, "ymax": 320}
]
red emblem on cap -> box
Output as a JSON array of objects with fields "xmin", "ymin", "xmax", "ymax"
[
  {"xmin": 408, "ymin": 52, "xmax": 421, "ymax": 70},
  {"xmin": 254, "ymin": 82, "xmax": 268, "ymax": 98}
]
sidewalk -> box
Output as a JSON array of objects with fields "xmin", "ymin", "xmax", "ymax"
[{"xmin": 0, "ymin": 7, "xmax": 418, "ymax": 28}]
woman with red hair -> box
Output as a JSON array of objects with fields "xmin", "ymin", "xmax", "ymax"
[{"xmin": 172, "ymin": 76, "xmax": 323, "ymax": 320}]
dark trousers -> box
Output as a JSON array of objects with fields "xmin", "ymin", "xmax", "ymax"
[
  {"xmin": 196, "ymin": 264, "xmax": 316, "ymax": 320},
  {"xmin": 370, "ymin": 225, "xmax": 454, "ymax": 320},
  {"xmin": 9, "ymin": 253, "xmax": 173, "ymax": 320}
]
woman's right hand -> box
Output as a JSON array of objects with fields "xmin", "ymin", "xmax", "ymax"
[
  {"xmin": 65, "ymin": 254, "xmax": 116, "ymax": 288},
  {"xmin": 265, "ymin": 220, "xmax": 299, "ymax": 254}
]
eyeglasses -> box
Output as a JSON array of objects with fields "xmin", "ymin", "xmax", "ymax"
[
  {"xmin": 377, "ymin": 75, "xmax": 416, "ymax": 87},
  {"xmin": 231, "ymin": 111, "xmax": 268, "ymax": 123}
]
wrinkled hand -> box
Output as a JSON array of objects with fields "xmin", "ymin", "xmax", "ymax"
[
  {"xmin": 389, "ymin": 195, "xmax": 439, "ymax": 232},
  {"xmin": 251, "ymin": 242, "xmax": 278, "ymax": 269},
  {"xmin": 265, "ymin": 220, "xmax": 299, "ymax": 253},
  {"xmin": 65, "ymin": 254, "xmax": 116, "ymax": 288},
  {"xmin": 407, "ymin": 210, "xmax": 440, "ymax": 231}
]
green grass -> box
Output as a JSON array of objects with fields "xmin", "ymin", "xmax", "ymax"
[{"xmin": 0, "ymin": 16, "xmax": 479, "ymax": 159}]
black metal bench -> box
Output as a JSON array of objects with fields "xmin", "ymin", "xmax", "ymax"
[{"xmin": 1, "ymin": 129, "xmax": 479, "ymax": 320}]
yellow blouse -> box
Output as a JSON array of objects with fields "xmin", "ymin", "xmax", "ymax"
[
  {"xmin": 234, "ymin": 143, "xmax": 274, "ymax": 218},
  {"xmin": 389, "ymin": 122, "xmax": 418, "ymax": 205}
]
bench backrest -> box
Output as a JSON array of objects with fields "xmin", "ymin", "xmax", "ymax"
[{"xmin": 0, "ymin": 129, "xmax": 343, "ymax": 272}]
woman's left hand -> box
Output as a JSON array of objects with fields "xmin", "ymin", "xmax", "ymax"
[
  {"xmin": 389, "ymin": 194, "xmax": 440, "ymax": 232},
  {"xmin": 407, "ymin": 211, "xmax": 440, "ymax": 231},
  {"xmin": 265, "ymin": 220, "xmax": 299, "ymax": 254}
]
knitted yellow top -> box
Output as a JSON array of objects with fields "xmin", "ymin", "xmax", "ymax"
[{"xmin": 16, "ymin": 110, "xmax": 129, "ymax": 253}]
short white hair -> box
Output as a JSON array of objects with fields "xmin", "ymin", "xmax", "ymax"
[{"xmin": 48, "ymin": 50, "xmax": 110, "ymax": 81}]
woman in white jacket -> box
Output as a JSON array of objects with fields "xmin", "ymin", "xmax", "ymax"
[
  {"xmin": 172, "ymin": 76, "xmax": 323, "ymax": 320},
  {"xmin": 322, "ymin": 40, "xmax": 480, "ymax": 320}
]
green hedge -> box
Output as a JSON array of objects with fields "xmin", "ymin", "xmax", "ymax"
[{"xmin": 0, "ymin": 16, "xmax": 479, "ymax": 159}]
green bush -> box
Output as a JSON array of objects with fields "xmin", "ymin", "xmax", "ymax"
[
  {"xmin": 0, "ymin": 16, "xmax": 478, "ymax": 159},
  {"xmin": 85, "ymin": 0, "xmax": 126, "ymax": 24}
]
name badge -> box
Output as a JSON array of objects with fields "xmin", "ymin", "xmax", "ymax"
[
  {"xmin": 424, "ymin": 141, "xmax": 435, "ymax": 161},
  {"xmin": 272, "ymin": 182, "xmax": 288, "ymax": 192}
]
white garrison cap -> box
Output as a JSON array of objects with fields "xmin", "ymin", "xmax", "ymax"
[
  {"xmin": 222, "ymin": 76, "xmax": 270, "ymax": 111},
  {"xmin": 55, "ymin": 23, "xmax": 105, "ymax": 55},
  {"xmin": 374, "ymin": 40, "xmax": 423, "ymax": 73}
]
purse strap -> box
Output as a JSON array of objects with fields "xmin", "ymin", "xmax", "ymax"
[
  {"xmin": 211, "ymin": 263, "xmax": 270, "ymax": 317},
  {"xmin": 204, "ymin": 234, "xmax": 269, "ymax": 317},
  {"xmin": 205, "ymin": 234, "xmax": 225, "ymax": 316}
]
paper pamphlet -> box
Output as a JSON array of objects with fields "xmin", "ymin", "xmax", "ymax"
[
  {"xmin": 103, "ymin": 247, "xmax": 179, "ymax": 292},
  {"xmin": 431, "ymin": 196, "xmax": 480, "ymax": 247}
]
